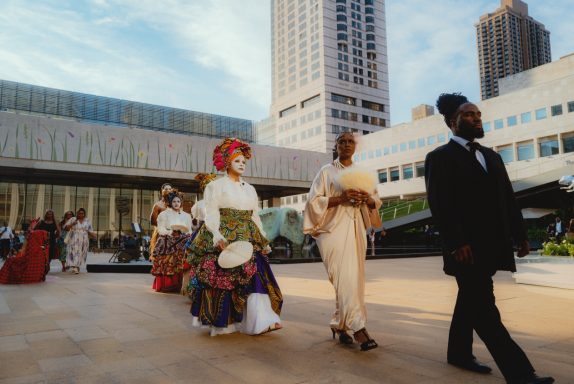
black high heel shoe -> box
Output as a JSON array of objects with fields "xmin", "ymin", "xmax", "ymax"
[
  {"xmin": 353, "ymin": 328, "xmax": 378, "ymax": 351},
  {"xmin": 331, "ymin": 328, "xmax": 354, "ymax": 345}
]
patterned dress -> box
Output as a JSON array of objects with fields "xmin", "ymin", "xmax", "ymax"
[
  {"xmin": 187, "ymin": 176, "xmax": 283, "ymax": 335},
  {"xmin": 151, "ymin": 208, "xmax": 192, "ymax": 293},
  {"xmin": 64, "ymin": 218, "xmax": 93, "ymax": 269},
  {"xmin": 57, "ymin": 229, "xmax": 69, "ymax": 264}
]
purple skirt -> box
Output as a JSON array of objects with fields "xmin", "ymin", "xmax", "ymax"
[{"xmin": 190, "ymin": 253, "xmax": 283, "ymax": 328}]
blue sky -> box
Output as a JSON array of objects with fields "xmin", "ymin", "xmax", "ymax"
[{"xmin": 0, "ymin": 0, "xmax": 571, "ymax": 124}]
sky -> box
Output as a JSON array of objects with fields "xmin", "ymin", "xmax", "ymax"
[{"xmin": 0, "ymin": 0, "xmax": 571, "ymax": 125}]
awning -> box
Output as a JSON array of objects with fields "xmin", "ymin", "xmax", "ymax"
[{"xmin": 521, "ymin": 208, "xmax": 556, "ymax": 219}]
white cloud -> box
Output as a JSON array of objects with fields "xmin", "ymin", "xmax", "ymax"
[
  {"xmin": 90, "ymin": 0, "xmax": 272, "ymax": 110},
  {"xmin": 1, "ymin": 0, "xmax": 570, "ymax": 125}
]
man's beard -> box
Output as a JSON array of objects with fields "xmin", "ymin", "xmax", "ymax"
[{"xmin": 458, "ymin": 121, "xmax": 484, "ymax": 140}]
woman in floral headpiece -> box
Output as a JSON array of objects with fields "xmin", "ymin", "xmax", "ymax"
[
  {"xmin": 187, "ymin": 138, "xmax": 282, "ymax": 336},
  {"xmin": 151, "ymin": 191, "xmax": 192, "ymax": 293},
  {"xmin": 181, "ymin": 173, "xmax": 217, "ymax": 296},
  {"xmin": 149, "ymin": 183, "xmax": 174, "ymax": 257}
]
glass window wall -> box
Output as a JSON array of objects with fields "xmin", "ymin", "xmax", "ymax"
[
  {"xmin": 539, "ymin": 136, "xmax": 559, "ymax": 157},
  {"xmin": 563, "ymin": 133, "xmax": 574, "ymax": 154},
  {"xmin": 517, "ymin": 141, "xmax": 535, "ymax": 161},
  {"xmin": 497, "ymin": 145, "xmax": 514, "ymax": 163}
]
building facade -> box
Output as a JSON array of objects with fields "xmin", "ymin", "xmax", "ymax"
[
  {"xmin": 476, "ymin": 0, "xmax": 551, "ymax": 100},
  {"xmin": 354, "ymin": 54, "xmax": 574, "ymax": 203},
  {"xmin": 282, "ymin": 54, "xmax": 574, "ymax": 213},
  {"xmin": 269, "ymin": 0, "xmax": 390, "ymax": 153},
  {"xmin": 0, "ymin": 81, "xmax": 330, "ymax": 243}
]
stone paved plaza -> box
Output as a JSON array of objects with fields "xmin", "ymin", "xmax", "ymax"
[{"xmin": 0, "ymin": 256, "xmax": 573, "ymax": 384}]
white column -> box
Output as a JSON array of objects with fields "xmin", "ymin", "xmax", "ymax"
[
  {"xmin": 132, "ymin": 189, "xmax": 139, "ymax": 223},
  {"xmin": 35, "ymin": 184, "xmax": 45, "ymax": 218},
  {"xmin": 9, "ymin": 183, "xmax": 19, "ymax": 229},
  {"xmin": 87, "ymin": 187, "xmax": 95, "ymax": 222},
  {"xmin": 109, "ymin": 188, "xmax": 116, "ymax": 230},
  {"xmin": 64, "ymin": 186, "xmax": 71, "ymax": 212}
]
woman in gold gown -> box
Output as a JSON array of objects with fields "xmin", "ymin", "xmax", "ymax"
[{"xmin": 304, "ymin": 132, "xmax": 382, "ymax": 351}]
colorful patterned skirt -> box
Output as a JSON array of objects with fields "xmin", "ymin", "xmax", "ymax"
[
  {"xmin": 187, "ymin": 208, "xmax": 282, "ymax": 329},
  {"xmin": 151, "ymin": 233, "xmax": 190, "ymax": 293},
  {"xmin": 57, "ymin": 231, "xmax": 68, "ymax": 263}
]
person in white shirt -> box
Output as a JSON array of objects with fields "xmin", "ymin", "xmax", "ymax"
[
  {"xmin": 554, "ymin": 217, "xmax": 564, "ymax": 240},
  {"xmin": 0, "ymin": 222, "xmax": 14, "ymax": 259},
  {"xmin": 187, "ymin": 138, "xmax": 282, "ymax": 336}
]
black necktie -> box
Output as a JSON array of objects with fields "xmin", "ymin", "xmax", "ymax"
[{"xmin": 466, "ymin": 141, "xmax": 481, "ymax": 154}]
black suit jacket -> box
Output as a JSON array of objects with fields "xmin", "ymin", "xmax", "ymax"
[{"xmin": 424, "ymin": 140, "xmax": 526, "ymax": 275}]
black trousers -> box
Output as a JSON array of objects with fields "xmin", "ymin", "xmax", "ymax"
[
  {"xmin": 447, "ymin": 270, "xmax": 534, "ymax": 382},
  {"xmin": 0, "ymin": 239, "xmax": 10, "ymax": 259}
]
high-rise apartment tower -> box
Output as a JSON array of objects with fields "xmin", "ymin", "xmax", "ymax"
[
  {"xmin": 476, "ymin": 0, "xmax": 551, "ymax": 100},
  {"xmin": 270, "ymin": 0, "xmax": 390, "ymax": 153}
]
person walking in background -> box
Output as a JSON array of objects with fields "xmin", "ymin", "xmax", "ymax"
[
  {"xmin": 64, "ymin": 208, "xmax": 95, "ymax": 274},
  {"xmin": 151, "ymin": 191, "xmax": 192, "ymax": 293},
  {"xmin": 566, "ymin": 218, "xmax": 574, "ymax": 240},
  {"xmin": 149, "ymin": 183, "xmax": 173, "ymax": 256},
  {"xmin": 0, "ymin": 221, "xmax": 14, "ymax": 260},
  {"xmin": 35, "ymin": 210, "xmax": 61, "ymax": 269},
  {"xmin": 57, "ymin": 211, "xmax": 74, "ymax": 272},
  {"xmin": 368, "ymin": 229, "xmax": 376, "ymax": 257},
  {"xmin": 554, "ymin": 217, "xmax": 564, "ymax": 240},
  {"xmin": 304, "ymin": 132, "xmax": 382, "ymax": 351},
  {"xmin": 545, "ymin": 222, "xmax": 555, "ymax": 241},
  {"xmin": 425, "ymin": 92, "xmax": 553, "ymax": 384}
]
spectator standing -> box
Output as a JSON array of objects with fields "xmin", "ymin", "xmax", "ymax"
[
  {"xmin": 58, "ymin": 211, "xmax": 74, "ymax": 272},
  {"xmin": 567, "ymin": 219, "xmax": 574, "ymax": 240},
  {"xmin": 35, "ymin": 210, "xmax": 61, "ymax": 265},
  {"xmin": 546, "ymin": 223, "xmax": 555, "ymax": 241},
  {"xmin": 0, "ymin": 221, "xmax": 14, "ymax": 260},
  {"xmin": 369, "ymin": 229, "xmax": 376, "ymax": 257},
  {"xmin": 554, "ymin": 217, "xmax": 564, "ymax": 240},
  {"xmin": 64, "ymin": 208, "xmax": 95, "ymax": 274}
]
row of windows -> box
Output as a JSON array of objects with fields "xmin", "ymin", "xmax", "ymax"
[
  {"xmin": 0, "ymin": 80, "xmax": 255, "ymax": 142},
  {"xmin": 378, "ymin": 163, "xmax": 425, "ymax": 183},
  {"xmin": 354, "ymin": 133, "xmax": 449, "ymax": 163},
  {"xmin": 376, "ymin": 132, "xmax": 574, "ymax": 184},
  {"xmin": 277, "ymin": 126, "xmax": 322, "ymax": 146},
  {"xmin": 330, "ymin": 93, "xmax": 383, "ymax": 111},
  {"xmin": 482, "ymin": 101, "xmax": 574, "ymax": 132},
  {"xmin": 496, "ymin": 133, "xmax": 574, "ymax": 164},
  {"xmin": 278, "ymin": 109, "xmax": 322, "ymax": 132},
  {"xmin": 281, "ymin": 193, "xmax": 307, "ymax": 206},
  {"xmin": 331, "ymin": 125, "xmax": 370, "ymax": 135}
]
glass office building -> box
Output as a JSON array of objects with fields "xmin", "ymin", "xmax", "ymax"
[{"xmin": 0, "ymin": 80, "xmax": 255, "ymax": 142}]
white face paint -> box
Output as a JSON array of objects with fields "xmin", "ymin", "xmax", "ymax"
[
  {"xmin": 230, "ymin": 155, "xmax": 246, "ymax": 175},
  {"xmin": 162, "ymin": 185, "xmax": 173, "ymax": 194},
  {"xmin": 171, "ymin": 197, "xmax": 182, "ymax": 210}
]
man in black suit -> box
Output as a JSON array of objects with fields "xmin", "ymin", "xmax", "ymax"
[{"xmin": 424, "ymin": 93, "xmax": 554, "ymax": 384}]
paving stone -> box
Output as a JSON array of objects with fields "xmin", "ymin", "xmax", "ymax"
[{"xmin": 0, "ymin": 256, "xmax": 572, "ymax": 384}]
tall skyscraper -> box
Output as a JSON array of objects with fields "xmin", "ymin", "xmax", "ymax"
[
  {"xmin": 476, "ymin": 0, "xmax": 551, "ymax": 100},
  {"xmin": 269, "ymin": 0, "xmax": 390, "ymax": 153}
]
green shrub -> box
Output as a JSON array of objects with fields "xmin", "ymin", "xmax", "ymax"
[{"xmin": 542, "ymin": 239, "xmax": 574, "ymax": 256}]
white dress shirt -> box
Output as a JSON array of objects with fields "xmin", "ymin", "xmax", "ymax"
[{"xmin": 451, "ymin": 136, "xmax": 487, "ymax": 172}]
